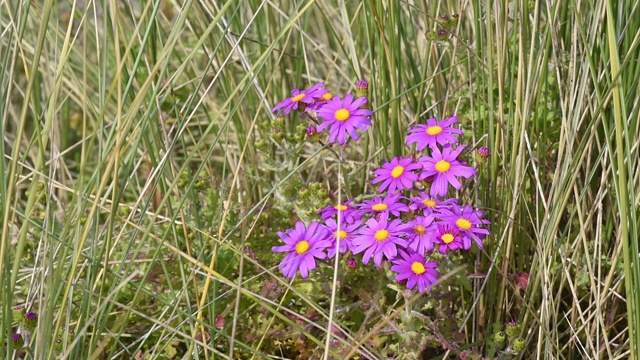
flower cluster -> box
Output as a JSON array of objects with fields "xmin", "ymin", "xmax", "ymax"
[
  {"xmin": 271, "ymin": 112, "xmax": 490, "ymax": 293},
  {"xmin": 270, "ymin": 82, "xmax": 372, "ymax": 146}
]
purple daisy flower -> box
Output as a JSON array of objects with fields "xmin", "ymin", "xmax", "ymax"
[
  {"xmin": 418, "ymin": 145, "xmax": 476, "ymax": 197},
  {"xmin": 351, "ymin": 213, "xmax": 407, "ymax": 267},
  {"xmin": 272, "ymin": 83, "xmax": 328, "ymax": 115},
  {"xmin": 439, "ymin": 204, "xmax": 491, "ymax": 249},
  {"xmin": 317, "ymin": 94, "xmax": 373, "ymax": 145},
  {"xmin": 324, "ymin": 218, "xmax": 363, "ymax": 258},
  {"xmin": 433, "ymin": 224, "xmax": 465, "ymax": 254},
  {"xmin": 390, "ymin": 251, "xmax": 440, "ymax": 293},
  {"xmin": 399, "ymin": 215, "xmax": 436, "ymax": 255},
  {"xmin": 406, "ymin": 117, "xmax": 463, "ymax": 151},
  {"xmin": 317, "ymin": 199, "xmax": 357, "ymax": 223},
  {"xmin": 408, "ymin": 192, "xmax": 458, "ymax": 215},
  {"xmin": 307, "ymin": 91, "xmax": 334, "ymax": 112},
  {"xmin": 272, "ymin": 221, "xmax": 331, "ymax": 278},
  {"xmin": 353, "ymin": 192, "xmax": 410, "ymax": 219},
  {"xmin": 372, "ymin": 157, "xmax": 422, "ymax": 194}
]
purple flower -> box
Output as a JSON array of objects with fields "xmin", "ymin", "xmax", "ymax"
[
  {"xmin": 318, "ymin": 200, "xmax": 357, "ymax": 223},
  {"xmin": 372, "ymin": 157, "xmax": 421, "ymax": 194},
  {"xmin": 324, "ymin": 218, "xmax": 363, "ymax": 258},
  {"xmin": 439, "ymin": 204, "xmax": 490, "ymax": 249},
  {"xmin": 351, "ymin": 213, "xmax": 407, "ymax": 267},
  {"xmin": 419, "ymin": 145, "xmax": 476, "ymax": 197},
  {"xmin": 307, "ymin": 91, "xmax": 334, "ymax": 112},
  {"xmin": 317, "ymin": 94, "xmax": 373, "ymax": 145},
  {"xmin": 354, "ymin": 192, "xmax": 410, "ymax": 219},
  {"xmin": 433, "ymin": 224, "xmax": 465, "ymax": 254},
  {"xmin": 390, "ymin": 251, "xmax": 439, "ymax": 293},
  {"xmin": 406, "ymin": 116, "xmax": 463, "ymax": 151},
  {"xmin": 272, "ymin": 221, "xmax": 331, "ymax": 278},
  {"xmin": 272, "ymin": 83, "xmax": 328, "ymax": 115},
  {"xmin": 408, "ymin": 192, "xmax": 458, "ymax": 215},
  {"xmin": 399, "ymin": 215, "xmax": 436, "ymax": 255},
  {"xmin": 477, "ymin": 146, "xmax": 490, "ymax": 158},
  {"xmin": 346, "ymin": 258, "xmax": 357, "ymax": 270}
]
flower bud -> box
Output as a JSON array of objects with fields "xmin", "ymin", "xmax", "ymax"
[
  {"xmin": 12, "ymin": 333, "xmax": 24, "ymax": 349},
  {"xmin": 356, "ymin": 80, "xmax": 369, "ymax": 98},
  {"xmin": 273, "ymin": 117, "xmax": 285, "ymax": 129},
  {"xmin": 476, "ymin": 146, "xmax": 490, "ymax": 164},
  {"xmin": 22, "ymin": 312, "xmax": 37, "ymax": 331},
  {"xmin": 494, "ymin": 331, "xmax": 506, "ymax": 347},
  {"xmin": 505, "ymin": 321, "xmax": 520, "ymax": 339},
  {"xmin": 449, "ymin": 14, "xmax": 460, "ymax": 27},
  {"xmin": 346, "ymin": 258, "xmax": 357, "ymax": 271},
  {"xmin": 316, "ymin": 188, "xmax": 328, "ymax": 199},
  {"xmin": 13, "ymin": 305, "xmax": 26, "ymax": 319},
  {"xmin": 512, "ymin": 337, "xmax": 526, "ymax": 353},
  {"xmin": 436, "ymin": 29, "xmax": 449, "ymax": 41},
  {"xmin": 258, "ymin": 119, "xmax": 271, "ymax": 130},
  {"xmin": 425, "ymin": 30, "xmax": 436, "ymax": 41},
  {"xmin": 298, "ymin": 188, "xmax": 310, "ymax": 199},
  {"xmin": 272, "ymin": 128, "xmax": 284, "ymax": 141},
  {"xmin": 292, "ymin": 133, "xmax": 305, "ymax": 143},
  {"xmin": 306, "ymin": 125, "xmax": 317, "ymax": 137},
  {"xmin": 306, "ymin": 126, "xmax": 321, "ymax": 142}
]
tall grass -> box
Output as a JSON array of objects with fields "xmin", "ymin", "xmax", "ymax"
[{"xmin": 1, "ymin": 0, "xmax": 639, "ymax": 358}]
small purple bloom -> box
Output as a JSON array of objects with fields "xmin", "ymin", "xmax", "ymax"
[
  {"xmin": 306, "ymin": 125, "xmax": 318, "ymax": 136},
  {"xmin": 356, "ymin": 79, "xmax": 369, "ymax": 92},
  {"xmin": 353, "ymin": 192, "xmax": 410, "ymax": 219},
  {"xmin": 352, "ymin": 213, "xmax": 407, "ymax": 267},
  {"xmin": 317, "ymin": 94, "xmax": 373, "ymax": 145},
  {"xmin": 391, "ymin": 251, "xmax": 439, "ymax": 293},
  {"xmin": 406, "ymin": 116, "xmax": 463, "ymax": 151},
  {"xmin": 477, "ymin": 146, "xmax": 490, "ymax": 158},
  {"xmin": 433, "ymin": 224, "xmax": 465, "ymax": 254},
  {"xmin": 399, "ymin": 215, "xmax": 436, "ymax": 255},
  {"xmin": 408, "ymin": 192, "xmax": 458, "ymax": 215},
  {"xmin": 272, "ymin": 221, "xmax": 331, "ymax": 278},
  {"xmin": 346, "ymin": 258, "xmax": 357, "ymax": 270},
  {"xmin": 272, "ymin": 83, "xmax": 328, "ymax": 115},
  {"xmin": 324, "ymin": 218, "xmax": 363, "ymax": 258},
  {"xmin": 419, "ymin": 145, "xmax": 476, "ymax": 197},
  {"xmin": 318, "ymin": 200, "xmax": 357, "ymax": 223},
  {"xmin": 372, "ymin": 157, "xmax": 421, "ymax": 194},
  {"xmin": 439, "ymin": 204, "xmax": 491, "ymax": 249}
]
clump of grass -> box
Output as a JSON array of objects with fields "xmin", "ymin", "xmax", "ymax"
[{"xmin": 1, "ymin": 0, "xmax": 639, "ymax": 359}]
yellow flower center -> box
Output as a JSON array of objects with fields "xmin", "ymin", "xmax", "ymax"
[
  {"xmin": 372, "ymin": 203, "xmax": 388, "ymax": 211},
  {"xmin": 411, "ymin": 261, "xmax": 426, "ymax": 275},
  {"xmin": 456, "ymin": 218, "xmax": 472, "ymax": 230},
  {"xmin": 422, "ymin": 199, "xmax": 436, "ymax": 207},
  {"xmin": 335, "ymin": 108, "xmax": 351, "ymax": 121},
  {"xmin": 320, "ymin": 93, "xmax": 333, "ymax": 101},
  {"xmin": 426, "ymin": 125, "xmax": 443, "ymax": 136},
  {"xmin": 334, "ymin": 230, "xmax": 347, "ymax": 240},
  {"xmin": 291, "ymin": 93, "xmax": 306, "ymax": 102},
  {"xmin": 374, "ymin": 229, "xmax": 389, "ymax": 242},
  {"xmin": 295, "ymin": 240, "xmax": 310, "ymax": 254},
  {"xmin": 391, "ymin": 166, "xmax": 405, "ymax": 178},
  {"xmin": 334, "ymin": 204, "xmax": 348, "ymax": 211},
  {"xmin": 413, "ymin": 225, "xmax": 426, "ymax": 236},
  {"xmin": 441, "ymin": 233, "xmax": 454, "ymax": 244},
  {"xmin": 435, "ymin": 160, "xmax": 451, "ymax": 173}
]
